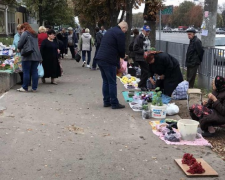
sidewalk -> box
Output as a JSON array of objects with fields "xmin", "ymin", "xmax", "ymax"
[{"xmin": 0, "ymin": 51, "xmax": 225, "ymax": 180}]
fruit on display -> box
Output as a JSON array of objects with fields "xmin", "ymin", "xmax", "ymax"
[
  {"xmin": 182, "ymin": 153, "xmax": 205, "ymax": 174},
  {"xmin": 121, "ymin": 76, "xmax": 137, "ymax": 85},
  {"xmin": 182, "ymin": 153, "xmax": 197, "ymax": 166}
]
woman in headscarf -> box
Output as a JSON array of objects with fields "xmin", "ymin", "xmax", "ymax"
[
  {"xmin": 40, "ymin": 29, "xmax": 61, "ymax": 85},
  {"xmin": 190, "ymin": 76, "xmax": 225, "ymax": 137},
  {"xmin": 146, "ymin": 51, "xmax": 183, "ymax": 96}
]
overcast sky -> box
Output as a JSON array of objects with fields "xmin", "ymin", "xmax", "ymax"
[{"xmin": 133, "ymin": 0, "xmax": 225, "ymax": 14}]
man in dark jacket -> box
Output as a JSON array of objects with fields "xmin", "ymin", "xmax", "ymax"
[
  {"xmin": 91, "ymin": 27, "xmax": 103, "ymax": 70},
  {"xmin": 133, "ymin": 25, "xmax": 151, "ymax": 91},
  {"xmin": 95, "ymin": 21, "xmax": 128, "ymax": 109},
  {"xmin": 186, "ymin": 28, "xmax": 204, "ymax": 88}
]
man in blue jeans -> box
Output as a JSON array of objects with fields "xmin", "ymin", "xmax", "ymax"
[{"xmin": 95, "ymin": 21, "xmax": 128, "ymax": 109}]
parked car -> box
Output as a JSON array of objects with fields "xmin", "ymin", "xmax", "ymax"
[
  {"xmin": 214, "ymin": 35, "xmax": 225, "ymax": 65},
  {"xmin": 163, "ymin": 27, "xmax": 172, "ymax": 33},
  {"xmin": 172, "ymin": 28, "xmax": 179, "ymax": 32},
  {"xmin": 216, "ymin": 28, "xmax": 225, "ymax": 34}
]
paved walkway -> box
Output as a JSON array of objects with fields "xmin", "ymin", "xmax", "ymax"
[{"xmin": 0, "ymin": 52, "xmax": 225, "ymax": 180}]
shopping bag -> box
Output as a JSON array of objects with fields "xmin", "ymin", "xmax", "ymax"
[
  {"xmin": 37, "ymin": 63, "xmax": 44, "ymax": 78},
  {"xmin": 13, "ymin": 53, "xmax": 22, "ymax": 73},
  {"xmin": 75, "ymin": 51, "xmax": 81, "ymax": 62},
  {"xmin": 117, "ymin": 59, "xmax": 127, "ymax": 73}
]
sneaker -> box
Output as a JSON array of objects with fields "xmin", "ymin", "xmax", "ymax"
[
  {"xmin": 112, "ymin": 104, "xmax": 125, "ymax": 109},
  {"xmin": 65, "ymin": 54, "xmax": 68, "ymax": 57},
  {"xmin": 17, "ymin": 87, "xmax": 27, "ymax": 92},
  {"xmin": 82, "ymin": 61, "xmax": 86, "ymax": 67},
  {"xmin": 87, "ymin": 64, "xmax": 90, "ymax": 68}
]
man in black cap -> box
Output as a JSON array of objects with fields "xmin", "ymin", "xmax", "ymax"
[{"xmin": 186, "ymin": 28, "xmax": 204, "ymax": 88}]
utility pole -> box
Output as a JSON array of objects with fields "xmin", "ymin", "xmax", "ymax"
[{"xmin": 201, "ymin": 0, "xmax": 218, "ymax": 47}]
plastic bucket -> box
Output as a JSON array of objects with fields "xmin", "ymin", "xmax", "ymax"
[
  {"xmin": 177, "ymin": 119, "xmax": 199, "ymax": 141},
  {"xmin": 150, "ymin": 104, "xmax": 167, "ymax": 119}
]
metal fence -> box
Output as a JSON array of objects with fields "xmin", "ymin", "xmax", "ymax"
[{"xmin": 155, "ymin": 40, "xmax": 225, "ymax": 91}]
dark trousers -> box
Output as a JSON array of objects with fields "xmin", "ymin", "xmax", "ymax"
[
  {"xmin": 22, "ymin": 61, "xmax": 39, "ymax": 90},
  {"xmin": 97, "ymin": 60, "xmax": 119, "ymax": 106},
  {"xmin": 187, "ymin": 65, "xmax": 199, "ymax": 88},
  {"xmin": 137, "ymin": 61, "xmax": 149, "ymax": 88},
  {"xmin": 68, "ymin": 45, "xmax": 75, "ymax": 59},
  {"xmin": 92, "ymin": 46, "xmax": 99, "ymax": 69}
]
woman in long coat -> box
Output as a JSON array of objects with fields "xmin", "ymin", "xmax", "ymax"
[
  {"xmin": 40, "ymin": 29, "xmax": 61, "ymax": 84},
  {"xmin": 146, "ymin": 51, "xmax": 183, "ymax": 96}
]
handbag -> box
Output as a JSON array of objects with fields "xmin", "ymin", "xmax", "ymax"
[
  {"xmin": 75, "ymin": 51, "xmax": 81, "ymax": 62},
  {"xmin": 37, "ymin": 63, "xmax": 44, "ymax": 78},
  {"xmin": 21, "ymin": 35, "xmax": 34, "ymax": 56}
]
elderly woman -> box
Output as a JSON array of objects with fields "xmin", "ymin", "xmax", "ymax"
[
  {"xmin": 79, "ymin": 28, "xmax": 94, "ymax": 68},
  {"xmin": 12, "ymin": 24, "xmax": 23, "ymax": 84},
  {"xmin": 190, "ymin": 76, "xmax": 225, "ymax": 137},
  {"xmin": 38, "ymin": 26, "xmax": 48, "ymax": 49},
  {"xmin": 146, "ymin": 51, "xmax": 183, "ymax": 96},
  {"xmin": 67, "ymin": 27, "xmax": 78, "ymax": 60},
  {"xmin": 40, "ymin": 29, "xmax": 61, "ymax": 85},
  {"xmin": 17, "ymin": 22, "xmax": 42, "ymax": 92}
]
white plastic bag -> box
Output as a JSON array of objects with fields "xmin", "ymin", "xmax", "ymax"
[
  {"xmin": 37, "ymin": 63, "xmax": 44, "ymax": 78},
  {"xmin": 166, "ymin": 103, "xmax": 179, "ymax": 115}
]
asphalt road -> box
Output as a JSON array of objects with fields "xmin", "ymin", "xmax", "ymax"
[
  {"xmin": 156, "ymin": 31, "xmax": 202, "ymax": 44},
  {"xmin": 0, "ymin": 51, "xmax": 225, "ymax": 179}
]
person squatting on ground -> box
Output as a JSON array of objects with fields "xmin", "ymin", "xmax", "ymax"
[
  {"xmin": 40, "ymin": 29, "xmax": 61, "ymax": 85},
  {"xmin": 133, "ymin": 25, "xmax": 151, "ymax": 91},
  {"xmin": 190, "ymin": 76, "xmax": 225, "ymax": 137},
  {"xmin": 79, "ymin": 28, "xmax": 94, "ymax": 68},
  {"xmin": 145, "ymin": 51, "xmax": 183, "ymax": 97},
  {"xmin": 91, "ymin": 27, "xmax": 103, "ymax": 70},
  {"xmin": 186, "ymin": 28, "xmax": 204, "ymax": 88},
  {"xmin": 95, "ymin": 21, "xmax": 128, "ymax": 109},
  {"xmin": 67, "ymin": 27, "xmax": 78, "ymax": 60},
  {"xmin": 17, "ymin": 22, "xmax": 42, "ymax": 92}
]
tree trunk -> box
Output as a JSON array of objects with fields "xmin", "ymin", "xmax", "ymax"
[
  {"xmin": 148, "ymin": 21, "xmax": 156, "ymax": 48},
  {"xmin": 201, "ymin": 0, "xmax": 218, "ymax": 47},
  {"xmin": 143, "ymin": 1, "xmax": 157, "ymax": 48},
  {"xmin": 38, "ymin": 0, "xmax": 43, "ymax": 26},
  {"xmin": 125, "ymin": 0, "xmax": 134, "ymax": 54}
]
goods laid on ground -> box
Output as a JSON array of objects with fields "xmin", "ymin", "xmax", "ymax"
[{"xmin": 149, "ymin": 120, "xmax": 211, "ymax": 146}]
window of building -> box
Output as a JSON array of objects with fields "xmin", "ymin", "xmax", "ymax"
[{"xmin": 0, "ymin": 10, "xmax": 6, "ymax": 34}]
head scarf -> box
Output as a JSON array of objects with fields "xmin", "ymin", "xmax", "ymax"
[
  {"xmin": 215, "ymin": 76, "xmax": 225, "ymax": 92},
  {"xmin": 144, "ymin": 51, "xmax": 162, "ymax": 63}
]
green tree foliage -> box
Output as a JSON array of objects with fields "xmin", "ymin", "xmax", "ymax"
[
  {"xmin": 22, "ymin": 0, "xmax": 75, "ymax": 26},
  {"xmin": 132, "ymin": 13, "xmax": 144, "ymax": 28},
  {"xmin": 217, "ymin": 13, "xmax": 224, "ymax": 27},
  {"xmin": 0, "ymin": 0, "xmax": 17, "ymax": 5},
  {"xmin": 170, "ymin": 1, "xmax": 195, "ymax": 27}
]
